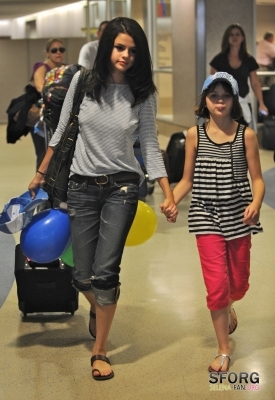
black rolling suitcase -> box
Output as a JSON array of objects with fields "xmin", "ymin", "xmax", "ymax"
[
  {"xmin": 166, "ymin": 131, "xmax": 186, "ymax": 183},
  {"xmin": 262, "ymin": 116, "xmax": 275, "ymax": 150},
  {"xmin": 14, "ymin": 244, "xmax": 78, "ymax": 316}
]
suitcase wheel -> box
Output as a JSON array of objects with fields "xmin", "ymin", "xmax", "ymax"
[
  {"xmin": 19, "ymin": 301, "xmax": 27, "ymax": 317},
  {"xmin": 69, "ymin": 300, "xmax": 77, "ymax": 315}
]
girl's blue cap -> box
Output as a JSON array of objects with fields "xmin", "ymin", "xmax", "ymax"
[{"xmin": 202, "ymin": 72, "xmax": 239, "ymax": 96}]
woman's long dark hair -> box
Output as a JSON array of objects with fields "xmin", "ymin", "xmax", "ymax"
[
  {"xmin": 221, "ymin": 24, "xmax": 250, "ymax": 60},
  {"xmin": 86, "ymin": 17, "xmax": 157, "ymax": 107}
]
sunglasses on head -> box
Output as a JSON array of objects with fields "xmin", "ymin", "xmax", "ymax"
[{"xmin": 50, "ymin": 47, "xmax": 66, "ymax": 54}]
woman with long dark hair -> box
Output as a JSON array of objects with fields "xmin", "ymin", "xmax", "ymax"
[
  {"xmin": 210, "ymin": 24, "xmax": 268, "ymax": 126},
  {"xmin": 28, "ymin": 17, "xmax": 177, "ymax": 380}
]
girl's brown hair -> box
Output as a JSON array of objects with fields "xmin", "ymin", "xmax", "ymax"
[{"xmin": 195, "ymin": 81, "xmax": 243, "ymax": 120}]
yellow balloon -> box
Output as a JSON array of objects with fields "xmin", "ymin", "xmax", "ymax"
[{"xmin": 125, "ymin": 201, "xmax": 158, "ymax": 246}]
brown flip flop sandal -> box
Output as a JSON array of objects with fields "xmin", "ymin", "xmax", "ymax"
[{"xmin": 91, "ymin": 355, "xmax": 114, "ymax": 381}]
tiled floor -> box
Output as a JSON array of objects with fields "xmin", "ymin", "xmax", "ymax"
[{"xmin": 0, "ymin": 124, "xmax": 275, "ymax": 400}]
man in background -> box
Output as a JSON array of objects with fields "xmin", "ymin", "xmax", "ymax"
[
  {"xmin": 257, "ymin": 31, "xmax": 275, "ymax": 86},
  {"xmin": 78, "ymin": 21, "xmax": 109, "ymax": 69}
]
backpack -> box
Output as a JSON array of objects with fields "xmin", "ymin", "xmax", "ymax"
[
  {"xmin": 42, "ymin": 64, "xmax": 82, "ymax": 132},
  {"xmin": 6, "ymin": 84, "xmax": 41, "ymax": 144}
]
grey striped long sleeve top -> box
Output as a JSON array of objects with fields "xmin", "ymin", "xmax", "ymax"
[{"xmin": 49, "ymin": 71, "xmax": 167, "ymax": 182}]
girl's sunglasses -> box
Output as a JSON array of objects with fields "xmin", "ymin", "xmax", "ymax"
[{"xmin": 50, "ymin": 47, "xmax": 66, "ymax": 54}]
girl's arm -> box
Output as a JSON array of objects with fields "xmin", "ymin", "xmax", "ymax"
[
  {"xmin": 161, "ymin": 127, "xmax": 196, "ymax": 222},
  {"xmin": 172, "ymin": 126, "xmax": 197, "ymax": 205},
  {"xmin": 249, "ymin": 70, "xmax": 268, "ymax": 115},
  {"xmin": 243, "ymin": 127, "xmax": 265, "ymax": 225}
]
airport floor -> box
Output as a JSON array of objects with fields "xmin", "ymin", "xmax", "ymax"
[{"xmin": 0, "ymin": 123, "xmax": 275, "ymax": 400}]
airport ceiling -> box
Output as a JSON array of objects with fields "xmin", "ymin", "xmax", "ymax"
[
  {"xmin": 0, "ymin": 0, "xmax": 79, "ymax": 19},
  {"xmin": 0, "ymin": 0, "xmax": 275, "ymax": 20}
]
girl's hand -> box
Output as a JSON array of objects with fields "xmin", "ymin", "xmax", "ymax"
[
  {"xmin": 242, "ymin": 203, "xmax": 260, "ymax": 225},
  {"xmin": 160, "ymin": 200, "xmax": 178, "ymax": 223}
]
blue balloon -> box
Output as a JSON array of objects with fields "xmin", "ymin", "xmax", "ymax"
[{"xmin": 20, "ymin": 209, "xmax": 71, "ymax": 263}]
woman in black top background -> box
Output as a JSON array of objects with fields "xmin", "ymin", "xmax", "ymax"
[{"xmin": 210, "ymin": 23, "xmax": 268, "ymax": 126}]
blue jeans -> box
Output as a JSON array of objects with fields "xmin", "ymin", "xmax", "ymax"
[{"xmin": 67, "ymin": 175, "xmax": 139, "ymax": 295}]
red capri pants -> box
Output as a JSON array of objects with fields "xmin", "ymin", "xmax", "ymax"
[{"xmin": 196, "ymin": 234, "xmax": 251, "ymax": 311}]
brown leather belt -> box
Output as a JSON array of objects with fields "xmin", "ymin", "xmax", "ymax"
[{"xmin": 71, "ymin": 172, "xmax": 139, "ymax": 186}]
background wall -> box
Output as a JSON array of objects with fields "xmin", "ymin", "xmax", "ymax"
[{"xmin": 171, "ymin": 0, "xmax": 196, "ymax": 128}]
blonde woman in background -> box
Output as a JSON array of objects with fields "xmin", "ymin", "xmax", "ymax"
[{"xmin": 30, "ymin": 39, "xmax": 66, "ymax": 169}]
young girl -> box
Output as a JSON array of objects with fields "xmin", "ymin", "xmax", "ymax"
[
  {"xmin": 163, "ymin": 72, "xmax": 265, "ymax": 372},
  {"xmin": 28, "ymin": 17, "xmax": 177, "ymax": 380}
]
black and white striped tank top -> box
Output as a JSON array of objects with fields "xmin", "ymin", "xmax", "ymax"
[{"xmin": 188, "ymin": 123, "xmax": 263, "ymax": 240}]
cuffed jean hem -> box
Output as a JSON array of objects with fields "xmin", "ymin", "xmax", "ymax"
[
  {"xmin": 72, "ymin": 278, "xmax": 121, "ymax": 305},
  {"xmin": 93, "ymin": 284, "xmax": 121, "ymax": 306},
  {"xmin": 72, "ymin": 278, "xmax": 94, "ymax": 293}
]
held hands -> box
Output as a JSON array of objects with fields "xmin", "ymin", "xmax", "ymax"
[
  {"xmin": 243, "ymin": 202, "xmax": 260, "ymax": 225},
  {"xmin": 159, "ymin": 198, "xmax": 178, "ymax": 223}
]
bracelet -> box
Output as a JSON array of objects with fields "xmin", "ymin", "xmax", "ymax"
[{"xmin": 37, "ymin": 170, "xmax": 46, "ymax": 176}]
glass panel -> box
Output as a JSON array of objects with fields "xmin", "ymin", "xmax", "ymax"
[
  {"xmin": 155, "ymin": 72, "xmax": 173, "ymax": 117},
  {"xmin": 102, "ymin": 0, "xmax": 131, "ymax": 19},
  {"xmin": 155, "ymin": 0, "xmax": 172, "ymax": 68},
  {"xmin": 154, "ymin": 0, "xmax": 173, "ymax": 119},
  {"xmin": 112, "ymin": 1, "xmax": 126, "ymax": 17},
  {"xmin": 131, "ymin": 0, "xmax": 147, "ymax": 31},
  {"xmin": 86, "ymin": 1, "xmax": 107, "ymax": 38}
]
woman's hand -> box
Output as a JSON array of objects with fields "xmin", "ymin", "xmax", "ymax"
[{"xmin": 28, "ymin": 173, "xmax": 45, "ymax": 199}]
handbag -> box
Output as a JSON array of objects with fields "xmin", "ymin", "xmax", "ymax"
[
  {"xmin": 6, "ymin": 84, "xmax": 41, "ymax": 143},
  {"xmin": 43, "ymin": 69, "xmax": 90, "ymax": 208}
]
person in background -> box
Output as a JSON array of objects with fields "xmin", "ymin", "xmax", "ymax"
[
  {"xmin": 257, "ymin": 31, "xmax": 275, "ymax": 71},
  {"xmin": 28, "ymin": 17, "xmax": 177, "ymax": 381},
  {"xmin": 210, "ymin": 23, "xmax": 268, "ymax": 127},
  {"xmin": 31, "ymin": 38, "xmax": 66, "ymax": 169},
  {"xmin": 256, "ymin": 32, "xmax": 275, "ymax": 86},
  {"xmin": 162, "ymin": 72, "xmax": 265, "ymax": 373},
  {"xmin": 78, "ymin": 21, "xmax": 109, "ymax": 69}
]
